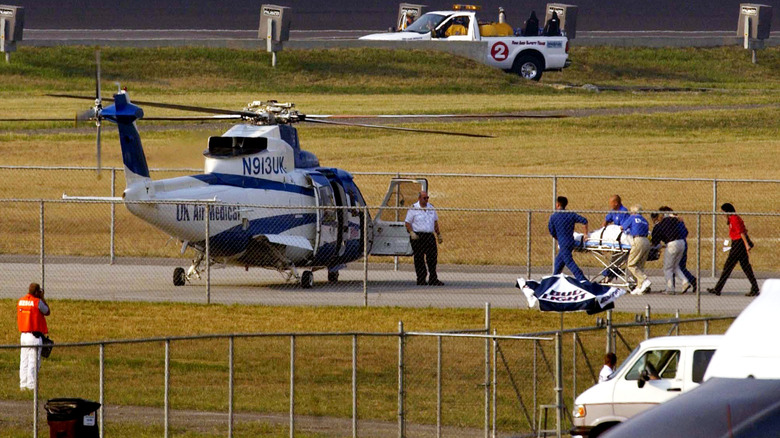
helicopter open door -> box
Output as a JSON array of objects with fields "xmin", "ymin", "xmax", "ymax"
[
  {"xmin": 370, "ymin": 178, "xmax": 428, "ymax": 256},
  {"xmin": 310, "ymin": 174, "xmax": 339, "ymax": 261}
]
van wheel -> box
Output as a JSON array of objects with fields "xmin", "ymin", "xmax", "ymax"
[
  {"xmin": 590, "ymin": 422, "xmax": 619, "ymax": 437},
  {"xmin": 512, "ymin": 55, "xmax": 543, "ymax": 81}
]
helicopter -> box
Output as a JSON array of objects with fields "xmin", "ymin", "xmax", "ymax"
[{"xmin": 7, "ymin": 52, "xmax": 565, "ymax": 288}]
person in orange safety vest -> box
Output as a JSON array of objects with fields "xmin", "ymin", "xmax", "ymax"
[{"xmin": 17, "ymin": 283, "xmax": 50, "ymax": 391}]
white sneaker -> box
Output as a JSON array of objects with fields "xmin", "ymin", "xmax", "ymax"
[{"xmin": 636, "ymin": 279, "xmax": 651, "ymax": 295}]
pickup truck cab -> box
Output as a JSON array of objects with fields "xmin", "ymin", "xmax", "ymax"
[
  {"xmin": 359, "ymin": 7, "xmax": 570, "ymax": 81},
  {"xmin": 571, "ymin": 335, "xmax": 723, "ymax": 438}
]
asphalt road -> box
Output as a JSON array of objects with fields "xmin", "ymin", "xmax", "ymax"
[
  {"xmin": 0, "ymin": 257, "xmax": 761, "ymax": 315},
  {"xmin": 9, "ymin": 0, "xmax": 780, "ymax": 31},
  {"xmin": 24, "ymin": 28, "xmax": 779, "ymax": 42}
]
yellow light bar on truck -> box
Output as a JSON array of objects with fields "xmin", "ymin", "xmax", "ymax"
[{"xmin": 452, "ymin": 4, "xmax": 481, "ymax": 11}]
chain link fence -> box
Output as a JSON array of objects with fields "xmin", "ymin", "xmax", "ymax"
[
  {"xmin": 1, "ymin": 307, "xmax": 735, "ymax": 438},
  {"xmin": 0, "ymin": 197, "xmax": 778, "ymax": 314}
]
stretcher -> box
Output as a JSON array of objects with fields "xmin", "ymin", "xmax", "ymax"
[{"xmin": 573, "ymin": 225, "xmax": 633, "ymax": 288}]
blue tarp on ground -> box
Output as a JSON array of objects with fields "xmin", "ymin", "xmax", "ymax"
[{"xmin": 517, "ymin": 274, "xmax": 626, "ymax": 315}]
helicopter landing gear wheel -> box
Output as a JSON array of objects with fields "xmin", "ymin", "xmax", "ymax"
[
  {"xmin": 301, "ymin": 271, "xmax": 314, "ymax": 289},
  {"xmin": 328, "ymin": 270, "xmax": 339, "ymax": 283},
  {"xmin": 173, "ymin": 267, "xmax": 186, "ymax": 286}
]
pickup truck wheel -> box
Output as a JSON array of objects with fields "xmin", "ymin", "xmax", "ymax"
[{"xmin": 512, "ymin": 55, "xmax": 543, "ymax": 81}]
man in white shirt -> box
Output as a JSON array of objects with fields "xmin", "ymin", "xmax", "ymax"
[{"xmin": 405, "ymin": 191, "xmax": 444, "ymax": 286}]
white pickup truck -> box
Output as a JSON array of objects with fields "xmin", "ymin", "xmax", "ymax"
[{"xmin": 359, "ymin": 8, "xmax": 570, "ymax": 81}]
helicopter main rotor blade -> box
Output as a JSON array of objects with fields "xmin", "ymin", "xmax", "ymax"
[
  {"xmin": 142, "ymin": 115, "xmax": 243, "ymax": 121},
  {"xmin": 0, "ymin": 117, "xmax": 79, "ymax": 122},
  {"xmin": 304, "ymin": 118, "xmax": 494, "ymax": 138},
  {"xmin": 306, "ymin": 113, "xmax": 569, "ymax": 120},
  {"xmin": 47, "ymin": 94, "xmax": 257, "ymax": 118}
]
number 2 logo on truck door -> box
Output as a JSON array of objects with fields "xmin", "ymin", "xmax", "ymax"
[{"xmin": 491, "ymin": 42, "xmax": 509, "ymax": 61}]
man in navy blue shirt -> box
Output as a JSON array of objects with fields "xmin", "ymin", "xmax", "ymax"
[
  {"xmin": 602, "ymin": 195, "xmax": 629, "ymax": 229},
  {"xmin": 659, "ymin": 206, "xmax": 697, "ymax": 292},
  {"xmin": 548, "ymin": 196, "xmax": 589, "ymax": 282},
  {"xmin": 622, "ymin": 205, "xmax": 652, "ymax": 295},
  {"xmin": 601, "ymin": 195, "xmax": 630, "ymax": 282}
]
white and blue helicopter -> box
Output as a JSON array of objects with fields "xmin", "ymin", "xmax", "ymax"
[{"xmin": 37, "ymin": 53, "xmax": 501, "ymax": 288}]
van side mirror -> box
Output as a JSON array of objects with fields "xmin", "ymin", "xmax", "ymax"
[{"xmin": 637, "ymin": 369, "xmax": 650, "ymax": 388}]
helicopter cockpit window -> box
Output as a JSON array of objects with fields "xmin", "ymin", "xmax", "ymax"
[
  {"xmin": 206, "ymin": 136, "xmax": 268, "ymax": 157},
  {"xmin": 404, "ymin": 13, "xmax": 446, "ymax": 34}
]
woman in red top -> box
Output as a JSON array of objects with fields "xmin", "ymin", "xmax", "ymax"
[{"xmin": 707, "ymin": 203, "xmax": 759, "ymax": 297}]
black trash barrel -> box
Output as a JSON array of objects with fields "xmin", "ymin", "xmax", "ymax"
[{"xmin": 44, "ymin": 398, "xmax": 101, "ymax": 438}]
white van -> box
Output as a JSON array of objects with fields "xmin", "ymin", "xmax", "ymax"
[
  {"xmin": 704, "ymin": 278, "xmax": 780, "ymax": 380},
  {"xmin": 570, "ymin": 335, "xmax": 723, "ymax": 438}
]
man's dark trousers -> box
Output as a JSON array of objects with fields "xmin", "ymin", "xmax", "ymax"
[{"xmin": 411, "ymin": 232, "xmax": 438, "ymax": 284}]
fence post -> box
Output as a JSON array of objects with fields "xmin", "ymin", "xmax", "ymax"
[
  {"xmin": 205, "ymin": 204, "xmax": 211, "ymax": 305},
  {"xmin": 290, "ymin": 335, "xmax": 296, "ymax": 438},
  {"xmin": 526, "ymin": 211, "xmax": 532, "ymax": 279},
  {"xmin": 675, "ymin": 310, "xmax": 680, "ymax": 336},
  {"xmin": 484, "ymin": 303, "xmax": 491, "ymax": 438},
  {"xmin": 363, "ymin": 206, "xmax": 369, "ymax": 307},
  {"xmin": 394, "ymin": 173, "xmax": 400, "ymax": 272},
  {"xmin": 352, "ymin": 335, "xmax": 358, "ymax": 438},
  {"xmin": 492, "ymin": 330, "xmax": 497, "ymax": 438},
  {"xmin": 551, "ymin": 177, "xmax": 557, "ymax": 268},
  {"xmin": 110, "ymin": 168, "xmax": 116, "ymax": 264},
  {"xmin": 711, "ymin": 180, "xmax": 717, "ymax": 277},
  {"xmin": 437, "ymin": 335, "xmax": 442, "ymax": 438},
  {"xmin": 704, "ymin": 319, "xmax": 709, "ymax": 335},
  {"xmin": 696, "ymin": 214, "xmax": 702, "ymax": 316},
  {"xmin": 34, "ymin": 346, "xmax": 39, "ymax": 438},
  {"xmin": 100, "ymin": 343, "xmax": 105, "ymax": 438},
  {"xmin": 555, "ymin": 332, "xmax": 563, "ymax": 438},
  {"xmin": 645, "ymin": 305, "xmax": 651, "ymax": 340},
  {"xmin": 228, "ymin": 336, "xmax": 234, "ymax": 438},
  {"xmin": 572, "ymin": 333, "xmax": 577, "ymax": 399},
  {"xmin": 533, "ymin": 340, "xmax": 538, "ymax": 431},
  {"xmin": 398, "ymin": 321, "xmax": 405, "ymax": 438},
  {"xmin": 40, "ymin": 201, "xmax": 45, "ymax": 289},
  {"xmin": 605, "ymin": 310, "xmax": 613, "ymax": 353},
  {"xmin": 164, "ymin": 339, "xmax": 170, "ymax": 438}
]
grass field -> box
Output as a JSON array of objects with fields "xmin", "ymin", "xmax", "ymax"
[
  {"xmin": 0, "ymin": 46, "xmax": 771, "ymax": 435},
  {"xmin": 0, "ymin": 46, "xmax": 778, "ymax": 269},
  {"xmin": 0, "ymin": 300, "xmax": 734, "ymax": 436}
]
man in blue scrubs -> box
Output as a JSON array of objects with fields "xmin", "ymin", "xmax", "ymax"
[
  {"xmin": 601, "ymin": 195, "xmax": 630, "ymax": 282},
  {"xmin": 548, "ymin": 196, "xmax": 589, "ymax": 282}
]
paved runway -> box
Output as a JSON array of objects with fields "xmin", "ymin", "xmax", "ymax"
[{"xmin": 0, "ymin": 257, "xmax": 761, "ymax": 315}]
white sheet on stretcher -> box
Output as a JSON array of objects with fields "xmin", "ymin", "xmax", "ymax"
[{"xmin": 573, "ymin": 225, "xmax": 632, "ymax": 250}]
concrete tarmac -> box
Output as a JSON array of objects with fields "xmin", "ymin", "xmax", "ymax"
[{"xmin": 0, "ymin": 257, "xmax": 761, "ymax": 315}]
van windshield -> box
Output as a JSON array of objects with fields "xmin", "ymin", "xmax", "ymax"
[{"xmin": 609, "ymin": 344, "xmax": 641, "ymax": 381}]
